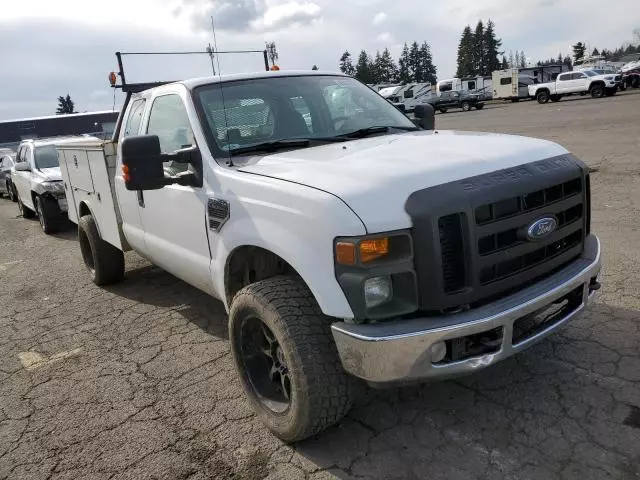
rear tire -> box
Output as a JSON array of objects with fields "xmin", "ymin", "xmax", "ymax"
[
  {"xmin": 35, "ymin": 195, "xmax": 63, "ymax": 235},
  {"xmin": 78, "ymin": 214, "xmax": 125, "ymax": 285},
  {"xmin": 536, "ymin": 91, "xmax": 550, "ymax": 104},
  {"xmin": 17, "ymin": 195, "xmax": 35, "ymax": 219},
  {"xmin": 461, "ymin": 101, "xmax": 471, "ymax": 112},
  {"xmin": 229, "ymin": 276, "xmax": 356, "ymax": 442},
  {"xmin": 590, "ymin": 84, "xmax": 605, "ymax": 98}
]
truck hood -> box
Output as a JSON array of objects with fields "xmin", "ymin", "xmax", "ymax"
[
  {"xmin": 35, "ymin": 167, "xmax": 62, "ymax": 182},
  {"xmin": 237, "ymin": 130, "xmax": 568, "ymax": 232}
]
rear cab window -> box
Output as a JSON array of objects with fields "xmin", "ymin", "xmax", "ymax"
[{"xmin": 123, "ymin": 98, "xmax": 146, "ymax": 138}]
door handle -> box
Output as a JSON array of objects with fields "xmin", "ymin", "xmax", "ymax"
[{"xmin": 137, "ymin": 190, "xmax": 145, "ymax": 208}]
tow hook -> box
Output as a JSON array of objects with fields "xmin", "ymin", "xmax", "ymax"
[{"xmin": 589, "ymin": 278, "xmax": 601, "ymax": 294}]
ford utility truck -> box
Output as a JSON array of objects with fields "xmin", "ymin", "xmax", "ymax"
[
  {"xmin": 58, "ymin": 70, "xmax": 601, "ymax": 442},
  {"xmin": 528, "ymin": 70, "xmax": 618, "ymax": 103}
]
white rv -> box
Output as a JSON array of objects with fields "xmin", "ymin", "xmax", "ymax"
[
  {"xmin": 492, "ymin": 69, "xmax": 537, "ymax": 101},
  {"xmin": 378, "ymin": 83, "xmax": 434, "ymax": 112},
  {"xmin": 436, "ymin": 77, "xmax": 492, "ymax": 100}
]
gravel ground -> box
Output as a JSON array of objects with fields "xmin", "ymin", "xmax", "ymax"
[{"xmin": 1, "ymin": 91, "xmax": 639, "ymax": 480}]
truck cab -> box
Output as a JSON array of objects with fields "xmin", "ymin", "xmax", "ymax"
[{"xmin": 58, "ymin": 71, "xmax": 601, "ymax": 443}]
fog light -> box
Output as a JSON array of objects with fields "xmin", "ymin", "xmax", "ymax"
[
  {"xmin": 430, "ymin": 341, "xmax": 447, "ymax": 363},
  {"xmin": 364, "ymin": 276, "xmax": 392, "ymax": 309}
]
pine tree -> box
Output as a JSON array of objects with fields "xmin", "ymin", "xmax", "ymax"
[
  {"xmin": 409, "ymin": 42, "xmax": 421, "ymax": 82},
  {"xmin": 419, "ymin": 42, "xmax": 437, "ymax": 83},
  {"xmin": 456, "ymin": 26, "xmax": 475, "ymax": 78},
  {"xmin": 483, "ymin": 20, "xmax": 503, "ymax": 76},
  {"xmin": 56, "ymin": 94, "xmax": 75, "ymax": 114},
  {"xmin": 514, "ymin": 51, "xmax": 520, "ymax": 68},
  {"xmin": 339, "ymin": 51, "xmax": 356, "ymax": 76},
  {"xmin": 563, "ymin": 55, "xmax": 573, "ymax": 68},
  {"xmin": 520, "ymin": 50, "xmax": 526, "ymax": 68},
  {"xmin": 508, "ymin": 50, "xmax": 515, "ymax": 68},
  {"xmin": 592, "ymin": 47, "xmax": 600, "ymax": 56},
  {"xmin": 355, "ymin": 50, "xmax": 373, "ymax": 84},
  {"xmin": 557, "ymin": 52, "xmax": 563, "ymax": 64},
  {"xmin": 501, "ymin": 56, "xmax": 509, "ymax": 69},
  {"xmin": 372, "ymin": 50, "xmax": 383, "ymax": 84},
  {"xmin": 472, "ymin": 20, "xmax": 485, "ymax": 76},
  {"xmin": 398, "ymin": 43, "xmax": 411, "ymax": 83},
  {"xmin": 311, "ymin": 65, "xmax": 319, "ymax": 70},
  {"xmin": 572, "ymin": 42, "xmax": 586, "ymax": 61},
  {"xmin": 373, "ymin": 48, "xmax": 398, "ymax": 83}
]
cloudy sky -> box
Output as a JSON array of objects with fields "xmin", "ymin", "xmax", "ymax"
[{"xmin": 1, "ymin": 0, "xmax": 638, "ymax": 120}]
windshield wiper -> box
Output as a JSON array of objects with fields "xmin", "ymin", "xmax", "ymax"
[
  {"xmin": 229, "ymin": 139, "xmax": 312, "ymax": 156},
  {"xmin": 336, "ymin": 125, "xmax": 419, "ymax": 139}
]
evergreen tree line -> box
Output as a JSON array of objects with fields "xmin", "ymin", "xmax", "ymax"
[
  {"xmin": 571, "ymin": 40, "xmax": 640, "ymax": 62},
  {"xmin": 536, "ymin": 53, "xmax": 574, "ymax": 68},
  {"xmin": 456, "ymin": 20, "xmax": 503, "ymax": 78},
  {"xmin": 339, "ymin": 41, "xmax": 437, "ymax": 85}
]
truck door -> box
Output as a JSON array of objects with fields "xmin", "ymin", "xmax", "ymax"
[
  {"xmin": 137, "ymin": 93, "xmax": 214, "ymax": 295},
  {"xmin": 571, "ymin": 72, "xmax": 588, "ymax": 92},
  {"xmin": 14, "ymin": 144, "xmax": 35, "ymax": 210},
  {"xmin": 115, "ymin": 97, "xmax": 148, "ymax": 253},
  {"xmin": 556, "ymin": 72, "xmax": 573, "ymax": 94}
]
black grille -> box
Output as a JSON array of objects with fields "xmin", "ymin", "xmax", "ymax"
[
  {"xmin": 480, "ymin": 229, "xmax": 583, "ymax": 284},
  {"xmin": 439, "ymin": 214, "xmax": 466, "ymax": 293},
  {"xmin": 475, "ymin": 177, "xmax": 582, "ymax": 225},
  {"xmin": 406, "ymin": 154, "xmax": 589, "ymax": 313}
]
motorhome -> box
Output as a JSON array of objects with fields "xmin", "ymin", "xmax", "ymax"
[
  {"xmin": 378, "ymin": 83, "xmax": 435, "ymax": 112},
  {"xmin": 436, "ymin": 77, "xmax": 492, "ymax": 100}
]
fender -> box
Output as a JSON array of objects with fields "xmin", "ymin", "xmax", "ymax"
[{"xmin": 211, "ymin": 211, "xmax": 364, "ymax": 319}]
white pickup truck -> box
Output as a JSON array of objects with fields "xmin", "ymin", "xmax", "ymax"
[
  {"xmin": 528, "ymin": 69, "xmax": 619, "ymax": 103},
  {"xmin": 59, "ymin": 70, "xmax": 601, "ymax": 442}
]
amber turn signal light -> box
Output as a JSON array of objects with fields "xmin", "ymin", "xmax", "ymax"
[
  {"xmin": 359, "ymin": 238, "xmax": 389, "ymax": 263},
  {"xmin": 336, "ymin": 242, "xmax": 357, "ymax": 265}
]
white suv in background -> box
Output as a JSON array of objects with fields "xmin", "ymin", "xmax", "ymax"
[
  {"xmin": 12, "ymin": 137, "xmax": 94, "ymax": 234},
  {"xmin": 529, "ymin": 70, "xmax": 619, "ymax": 103}
]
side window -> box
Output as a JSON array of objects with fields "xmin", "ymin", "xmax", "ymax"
[
  {"xmin": 572, "ymin": 73, "xmax": 587, "ymax": 80},
  {"xmin": 23, "ymin": 146, "xmax": 33, "ymax": 167},
  {"xmin": 123, "ymin": 99, "xmax": 146, "ymax": 138},
  {"xmin": 467, "ymin": 81, "xmax": 476, "ymax": 90},
  {"xmin": 558, "ymin": 74, "xmax": 571, "ymax": 82},
  {"xmin": 500, "ymin": 77, "xmax": 512, "ymax": 85},
  {"xmin": 146, "ymin": 95, "xmax": 195, "ymax": 174}
]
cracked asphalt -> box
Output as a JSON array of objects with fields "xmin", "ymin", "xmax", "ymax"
[{"xmin": 1, "ymin": 91, "xmax": 640, "ymax": 480}]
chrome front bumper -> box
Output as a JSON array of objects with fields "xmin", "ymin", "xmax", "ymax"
[{"xmin": 331, "ymin": 235, "xmax": 601, "ymax": 384}]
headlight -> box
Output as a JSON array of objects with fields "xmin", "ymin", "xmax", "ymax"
[
  {"xmin": 334, "ymin": 232, "xmax": 418, "ymax": 321},
  {"xmin": 605, "ymin": 76, "xmax": 614, "ymax": 80},
  {"xmin": 364, "ymin": 276, "xmax": 393, "ymax": 308},
  {"xmin": 41, "ymin": 181, "xmax": 64, "ymax": 193}
]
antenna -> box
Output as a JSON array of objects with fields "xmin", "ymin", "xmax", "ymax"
[{"xmin": 211, "ymin": 15, "xmax": 233, "ymax": 167}]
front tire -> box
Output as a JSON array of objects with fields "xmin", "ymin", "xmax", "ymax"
[
  {"xmin": 536, "ymin": 91, "xmax": 550, "ymax": 104},
  {"xmin": 78, "ymin": 214, "xmax": 125, "ymax": 285},
  {"xmin": 17, "ymin": 195, "xmax": 35, "ymax": 219},
  {"xmin": 35, "ymin": 195, "xmax": 63, "ymax": 234},
  {"xmin": 590, "ymin": 84, "xmax": 605, "ymax": 98},
  {"xmin": 229, "ymin": 276, "xmax": 356, "ymax": 442}
]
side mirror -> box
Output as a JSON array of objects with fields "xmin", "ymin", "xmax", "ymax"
[
  {"xmin": 121, "ymin": 135, "xmax": 166, "ymax": 191},
  {"xmin": 414, "ymin": 104, "xmax": 435, "ymax": 130},
  {"xmin": 14, "ymin": 162, "xmax": 31, "ymax": 172}
]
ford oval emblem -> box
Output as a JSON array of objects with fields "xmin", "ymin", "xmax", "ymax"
[{"xmin": 527, "ymin": 216, "xmax": 558, "ymax": 241}]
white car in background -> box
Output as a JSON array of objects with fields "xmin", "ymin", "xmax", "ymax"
[{"xmin": 11, "ymin": 137, "xmax": 95, "ymax": 234}]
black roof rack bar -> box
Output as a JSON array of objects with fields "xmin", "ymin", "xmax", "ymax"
[
  {"xmin": 114, "ymin": 49, "xmax": 270, "ymax": 89},
  {"xmin": 120, "ymin": 82, "xmax": 175, "ymax": 94}
]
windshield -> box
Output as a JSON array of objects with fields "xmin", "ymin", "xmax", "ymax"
[
  {"xmin": 583, "ymin": 70, "xmax": 598, "ymax": 77},
  {"xmin": 194, "ymin": 75, "xmax": 416, "ymax": 157},
  {"xmin": 34, "ymin": 145, "xmax": 59, "ymax": 169}
]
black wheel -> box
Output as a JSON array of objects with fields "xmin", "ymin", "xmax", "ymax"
[
  {"xmin": 605, "ymin": 88, "xmax": 616, "ymax": 97},
  {"xmin": 475, "ymin": 104, "xmax": 484, "ymax": 110},
  {"xmin": 550, "ymin": 95, "xmax": 561, "ymax": 102},
  {"xmin": 536, "ymin": 91, "xmax": 550, "ymax": 104},
  {"xmin": 590, "ymin": 84, "xmax": 605, "ymax": 98},
  {"xmin": 17, "ymin": 195, "xmax": 35, "ymax": 219},
  {"xmin": 461, "ymin": 101, "xmax": 471, "ymax": 111},
  {"xmin": 230, "ymin": 276, "xmax": 356, "ymax": 442},
  {"xmin": 35, "ymin": 195, "xmax": 63, "ymax": 234},
  {"xmin": 78, "ymin": 214, "xmax": 125, "ymax": 285},
  {"xmin": 439, "ymin": 108, "xmax": 448, "ymax": 114}
]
